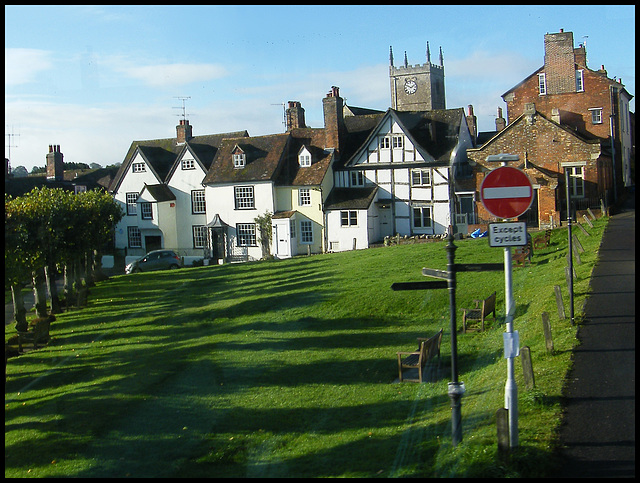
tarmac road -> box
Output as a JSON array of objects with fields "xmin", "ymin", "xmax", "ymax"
[{"xmin": 556, "ymin": 198, "xmax": 635, "ymax": 478}]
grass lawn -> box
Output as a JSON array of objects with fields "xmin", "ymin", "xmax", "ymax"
[{"xmin": 5, "ymin": 218, "xmax": 607, "ymax": 477}]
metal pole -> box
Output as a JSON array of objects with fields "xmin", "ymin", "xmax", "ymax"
[
  {"xmin": 565, "ymin": 168, "xmax": 575, "ymax": 325},
  {"xmin": 503, "ymin": 244, "xmax": 518, "ymax": 447},
  {"xmin": 445, "ymin": 230, "xmax": 464, "ymax": 446}
]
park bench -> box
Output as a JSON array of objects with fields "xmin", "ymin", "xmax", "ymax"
[
  {"xmin": 17, "ymin": 318, "xmax": 51, "ymax": 353},
  {"xmin": 513, "ymin": 245, "xmax": 531, "ymax": 267},
  {"xmin": 397, "ymin": 328, "xmax": 443, "ymax": 383},
  {"xmin": 461, "ymin": 291, "xmax": 496, "ymax": 333},
  {"xmin": 533, "ymin": 229, "xmax": 552, "ymax": 249}
]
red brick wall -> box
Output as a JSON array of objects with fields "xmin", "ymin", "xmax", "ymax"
[
  {"xmin": 467, "ymin": 112, "xmax": 605, "ymax": 228},
  {"xmin": 505, "ymin": 69, "xmax": 614, "ymax": 141}
]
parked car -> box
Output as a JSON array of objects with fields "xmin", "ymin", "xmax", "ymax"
[{"xmin": 125, "ymin": 250, "xmax": 183, "ymax": 274}]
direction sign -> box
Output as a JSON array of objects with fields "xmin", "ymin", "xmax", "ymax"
[{"xmin": 480, "ymin": 166, "xmax": 533, "ymax": 219}]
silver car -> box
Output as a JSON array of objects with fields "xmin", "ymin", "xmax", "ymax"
[{"xmin": 125, "ymin": 250, "xmax": 183, "ymax": 274}]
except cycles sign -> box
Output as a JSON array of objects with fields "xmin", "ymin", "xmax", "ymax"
[
  {"xmin": 480, "ymin": 166, "xmax": 534, "ymax": 219},
  {"xmin": 488, "ymin": 222, "xmax": 527, "ymax": 247}
]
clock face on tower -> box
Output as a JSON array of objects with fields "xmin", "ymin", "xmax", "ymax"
[{"xmin": 404, "ymin": 79, "xmax": 417, "ymax": 95}]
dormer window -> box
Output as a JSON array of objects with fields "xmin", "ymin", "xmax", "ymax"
[
  {"xmin": 232, "ymin": 145, "xmax": 246, "ymax": 168},
  {"xmin": 298, "ymin": 146, "xmax": 312, "ymax": 167}
]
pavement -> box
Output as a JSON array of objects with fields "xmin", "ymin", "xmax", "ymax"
[{"xmin": 556, "ymin": 195, "xmax": 635, "ymax": 478}]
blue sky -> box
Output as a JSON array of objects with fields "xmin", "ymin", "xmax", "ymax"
[{"xmin": 5, "ymin": 5, "xmax": 635, "ymax": 172}]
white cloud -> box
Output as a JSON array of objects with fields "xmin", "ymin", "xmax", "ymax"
[
  {"xmin": 5, "ymin": 48, "xmax": 54, "ymax": 86},
  {"xmin": 116, "ymin": 63, "xmax": 229, "ymax": 87},
  {"xmin": 446, "ymin": 49, "xmax": 539, "ymax": 84}
]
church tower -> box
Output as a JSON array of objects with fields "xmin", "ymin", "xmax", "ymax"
[{"xmin": 389, "ymin": 42, "xmax": 445, "ymax": 111}]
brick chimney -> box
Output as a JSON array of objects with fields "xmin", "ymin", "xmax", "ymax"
[
  {"xmin": 574, "ymin": 44, "xmax": 586, "ymax": 68},
  {"xmin": 466, "ymin": 105, "xmax": 477, "ymax": 143},
  {"xmin": 543, "ymin": 30, "xmax": 576, "ymax": 95},
  {"xmin": 46, "ymin": 144, "xmax": 64, "ymax": 181},
  {"xmin": 176, "ymin": 119, "xmax": 193, "ymax": 144},
  {"xmin": 495, "ymin": 107, "xmax": 506, "ymax": 131},
  {"xmin": 322, "ymin": 86, "xmax": 345, "ymax": 152},
  {"xmin": 286, "ymin": 101, "xmax": 306, "ymax": 131}
]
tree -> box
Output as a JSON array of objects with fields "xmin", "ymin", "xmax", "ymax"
[
  {"xmin": 254, "ymin": 211, "xmax": 273, "ymax": 259},
  {"xmin": 5, "ymin": 187, "xmax": 124, "ymax": 328}
]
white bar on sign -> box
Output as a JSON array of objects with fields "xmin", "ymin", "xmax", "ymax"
[{"xmin": 483, "ymin": 186, "xmax": 531, "ymax": 199}]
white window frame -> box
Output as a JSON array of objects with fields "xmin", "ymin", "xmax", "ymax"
[
  {"xmin": 300, "ymin": 220, "xmax": 313, "ymax": 244},
  {"xmin": 575, "ymin": 69, "xmax": 584, "ymax": 92},
  {"xmin": 538, "ymin": 73, "xmax": 547, "ymax": 95},
  {"xmin": 299, "ymin": 188, "xmax": 311, "ymax": 206},
  {"xmin": 379, "ymin": 135, "xmax": 391, "ymax": 149},
  {"xmin": 191, "ymin": 189, "xmax": 206, "ymax": 214},
  {"xmin": 589, "ymin": 107, "xmax": 603, "ymax": 124},
  {"xmin": 132, "ymin": 162, "xmax": 146, "ymax": 173},
  {"xmin": 233, "ymin": 153, "xmax": 246, "ymax": 168},
  {"xmin": 236, "ymin": 223, "xmax": 257, "ymax": 247},
  {"xmin": 192, "ymin": 225, "xmax": 206, "ymax": 248},
  {"xmin": 141, "ymin": 202, "xmax": 153, "ymax": 220},
  {"xmin": 412, "ymin": 205, "xmax": 432, "ymax": 229},
  {"xmin": 299, "ymin": 148, "xmax": 312, "ymax": 167},
  {"xmin": 182, "ymin": 159, "xmax": 195, "ymax": 170},
  {"xmin": 565, "ymin": 166, "xmax": 585, "ymax": 198},
  {"xmin": 128, "ymin": 226, "xmax": 142, "ymax": 248},
  {"xmin": 340, "ymin": 210, "xmax": 358, "ymax": 227},
  {"xmin": 411, "ymin": 168, "xmax": 431, "ymax": 186},
  {"xmin": 392, "ymin": 134, "xmax": 404, "ymax": 149},
  {"xmin": 350, "ymin": 170, "xmax": 365, "ymax": 187},
  {"xmin": 234, "ymin": 186, "xmax": 255, "ymax": 210},
  {"xmin": 126, "ymin": 192, "xmax": 138, "ymax": 216}
]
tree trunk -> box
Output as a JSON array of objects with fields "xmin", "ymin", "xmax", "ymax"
[
  {"xmin": 63, "ymin": 263, "xmax": 76, "ymax": 307},
  {"xmin": 85, "ymin": 251, "xmax": 96, "ymax": 288},
  {"xmin": 75, "ymin": 257, "xmax": 87, "ymax": 308},
  {"xmin": 46, "ymin": 263, "xmax": 63, "ymax": 314},
  {"xmin": 11, "ymin": 284, "xmax": 28, "ymax": 332},
  {"xmin": 32, "ymin": 266, "xmax": 49, "ymax": 318}
]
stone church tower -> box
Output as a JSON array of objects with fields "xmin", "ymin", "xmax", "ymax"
[{"xmin": 389, "ymin": 42, "xmax": 445, "ymax": 111}]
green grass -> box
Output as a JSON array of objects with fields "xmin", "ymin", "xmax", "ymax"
[{"xmin": 5, "ymin": 219, "xmax": 608, "ymax": 477}]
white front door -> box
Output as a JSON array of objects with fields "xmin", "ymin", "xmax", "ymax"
[{"xmin": 272, "ymin": 221, "xmax": 291, "ymax": 258}]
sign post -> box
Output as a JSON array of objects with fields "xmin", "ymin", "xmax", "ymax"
[
  {"xmin": 483, "ymin": 154, "xmax": 534, "ymax": 449},
  {"xmin": 392, "ymin": 229, "xmax": 503, "ymax": 447}
]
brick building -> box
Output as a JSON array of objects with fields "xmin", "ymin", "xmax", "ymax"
[
  {"xmin": 464, "ymin": 103, "xmax": 605, "ymax": 229},
  {"xmin": 501, "ymin": 30, "xmax": 633, "ymax": 204},
  {"xmin": 463, "ymin": 29, "xmax": 632, "ymax": 230}
]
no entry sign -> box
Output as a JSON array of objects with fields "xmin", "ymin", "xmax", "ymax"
[{"xmin": 480, "ymin": 166, "xmax": 533, "ymax": 219}]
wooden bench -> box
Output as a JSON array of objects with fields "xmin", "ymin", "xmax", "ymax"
[
  {"xmin": 397, "ymin": 328, "xmax": 443, "ymax": 383},
  {"xmin": 17, "ymin": 318, "xmax": 51, "ymax": 353},
  {"xmin": 513, "ymin": 245, "xmax": 531, "ymax": 267},
  {"xmin": 533, "ymin": 229, "xmax": 552, "ymax": 249},
  {"xmin": 461, "ymin": 291, "xmax": 496, "ymax": 332}
]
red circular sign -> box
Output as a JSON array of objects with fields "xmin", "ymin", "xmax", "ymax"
[{"xmin": 480, "ymin": 166, "xmax": 533, "ymax": 219}]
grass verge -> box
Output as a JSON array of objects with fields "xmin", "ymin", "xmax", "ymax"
[{"xmin": 5, "ymin": 218, "xmax": 607, "ymax": 477}]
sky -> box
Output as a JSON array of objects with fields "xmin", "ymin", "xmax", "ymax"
[{"xmin": 5, "ymin": 5, "xmax": 636, "ymax": 172}]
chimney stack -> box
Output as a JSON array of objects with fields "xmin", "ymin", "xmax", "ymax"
[
  {"xmin": 286, "ymin": 101, "xmax": 306, "ymax": 131},
  {"xmin": 544, "ymin": 30, "xmax": 576, "ymax": 95},
  {"xmin": 46, "ymin": 144, "xmax": 64, "ymax": 181},
  {"xmin": 322, "ymin": 86, "xmax": 345, "ymax": 152},
  {"xmin": 466, "ymin": 105, "xmax": 477, "ymax": 143},
  {"xmin": 176, "ymin": 119, "xmax": 193, "ymax": 144},
  {"xmin": 495, "ymin": 107, "xmax": 506, "ymax": 132}
]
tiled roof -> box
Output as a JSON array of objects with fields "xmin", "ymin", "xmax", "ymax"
[
  {"xmin": 393, "ymin": 108, "xmax": 466, "ymax": 163},
  {"xmin": 202, "ymin": 133, "xmax": 290, "ymax": 185},
  {"xmin": 109, "ymin": 130, "xmax": 248, "ymax": 193},
  {"xmin": 141, "ymin": 183, "xmax": 176, "ymax": 202},
  {"xmin": 275, "ymin": 128, "xmax": 333, "ymax": 186},
  {"xmin": 324, "ymin": 186, "xmax": 378, "ymax": 210}
]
